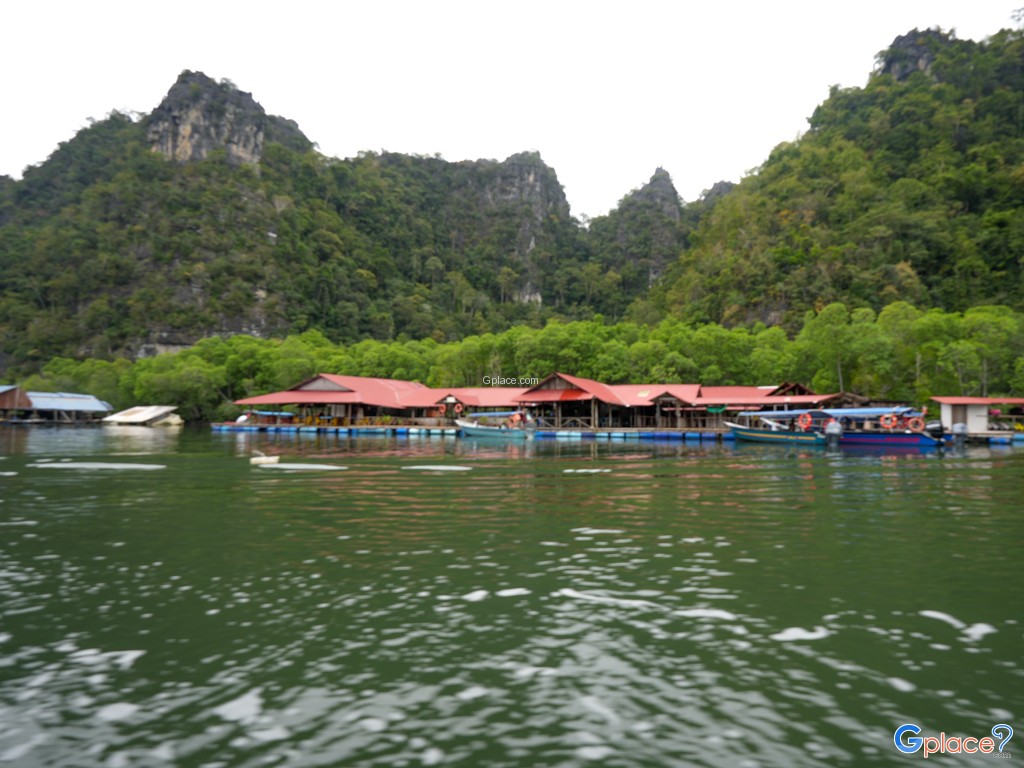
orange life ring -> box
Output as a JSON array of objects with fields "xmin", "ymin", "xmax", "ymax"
[
  {"xmin": 906, "ymin": 416, "xmax": 925, "ymax": 431},
  {"xmin": 438, "ymin": 404, "xmax": 447, "ymax": 415},
  {"xmin": 879, "ymin": 413, "xmax": 899, "ymax": 429},
  {"xmin": 797, "ymin": 412, "xmax": 813, "ymax": 430},
  {"xmin": 454, "ymin": 403, "xmax": 464, "ymax": 414}
]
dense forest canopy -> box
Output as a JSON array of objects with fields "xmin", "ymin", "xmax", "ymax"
[
  {"xmin": 20, "ymin": 303, "xmax": 1024, "ymax": 421},
  {"xmin": 2, "ymin": 26, "xmax": 1024, "ymax": 406},
  {"xmin": 0, "ymin": 81, "xmax": 691, "ymax": 370},
  {"xmin": 648, "ymin": 27, "xmax": 1024, "ymax": 328}
]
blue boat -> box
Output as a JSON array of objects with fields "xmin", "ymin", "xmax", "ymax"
[
  {"xmin": 726, "ymin": 421, "xmax": 827, "ymax": 445},
  {"xmin": 730, "ymin": 407, "xmax": 947, "ymax": 448},
  {"xmin": 456, "ymin": 415, "xmax": 534, "ymax": 440}
]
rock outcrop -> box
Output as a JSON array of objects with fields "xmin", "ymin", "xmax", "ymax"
[
  {"xmin": 146, "ymin": 70, "xmax": 311, "ymax": 165},
  {"xmin": 878, "ymin": 28, "xmax": 954, "ymax": 82}
]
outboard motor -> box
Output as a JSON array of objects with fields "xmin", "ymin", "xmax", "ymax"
[
  {"xmin": 952, "ymin": 422, "xmax": 968, "ymax": 449},
  {"xmin": 825, "ymin": 419, "xmax": 843, "ymax": 449},
  {"xmin": 925, "ymin": 420, "xmax": 945, "ymax": 441}
]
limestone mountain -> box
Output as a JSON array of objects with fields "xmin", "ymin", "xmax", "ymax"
[
  {"xmin": 6, "ymin": 21, "xmax": 1022, "ymax": 375},
  {"xmin": 146, "ymin": 70, "xmax": 312, "ymax": 165},
  {"xmin": 0, "ymin": 71, "xmax": 693, "ymax": 370}
]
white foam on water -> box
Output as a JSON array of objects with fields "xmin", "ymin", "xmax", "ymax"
[
  {"xmin": 462, "ymin": 590, "xmax": 489, "ymax": 602},
  {"xmin": 358, "ymin": 717, "xmax": 388, "ymax": 732},
  {"xmin": 0, "ymin": 734, "xmax": 47, "ymax": 762},
  {"xmin": 919, "ymin": 609, "xmax": 965, "ymax": 629},
  {"xmin": 96, "ymin": 702, "xmax": 140, "ymax": 722},
  {"xmin": 401, "ymin": 465, "xmax": 473, "ymax": 471},
  {"xmin": 674, "ymin": 607, "xmax": 739, "ymax": 621},
  {"xmin": 576, "ymin": 745, "xmax": 614, "ymax": 761},
  {"xmin": 456, "ymin": 686, "xmax": 489, "ymax": 701},
  {"xmin": 259, "ymin": 463, "xmax": 347, "ymax": 471},
  {"xmin": 920, "ymin": 610, "xmax": 997, "ymax": 642},
  {"xmin": 572, "ymin": 528, "xmax": 624, "ymax": 535},
  {"xmin": 563, "ymin": 468, "xmax": 611, "ymax": 474},
  {"xmin": 108, "ymin": 650, "xmax": 145, "ymax": 670},
  {"xmin": 556, "ymin": 588, "xmax": 660, "ymax": 610},
  {"xmin": 770, "ymin": 626, "xmax": 831, "ymax": 642},
  {"xmin": 213, "ymin": 688, "xmax": 263, "ymax": 723},
  {"xmin": 28, "ymin": 462, "xmax": 166, "ymax": 471},
  {"xmin": 495, "ymin": 588, "xmax": 531, "ymax": 597},
  {"xmin": 962, "ymin": 623, "xmax": 997, "ymax": 642},
  {"xmin": 250, "ymin": 726, "xmax": 290, "ymax": 742},
  {"xmin": 579, "ymin": 695, "xmax": 620, "ymax": 724},
  {"xmin": 887, "ymin": 677, "xmax": 917, "ymax": 692},
  {"xmin": 421, "ymin": 747, "xmax": 445, "ymax": 765}
]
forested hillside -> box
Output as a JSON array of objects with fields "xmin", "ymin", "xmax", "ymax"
[
  {"xmin": 22, "ymin": 303, "xmax": 1024, "ymax": 421},
  {"xmin": 0, "ymin": 72, "xmax": 691, "ymax": 372},
  {"xmin": 2, "ymin": 25, "xmax": 1024, "ymax": 390},
  {"xmin": 649, "ymin": 28, "xmax": 1024, "ymax": 328}
]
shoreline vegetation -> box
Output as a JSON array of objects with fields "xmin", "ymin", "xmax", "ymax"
[{"xmin": 15, "ymin": 301, "xmax": 1024, "ymax": 422}]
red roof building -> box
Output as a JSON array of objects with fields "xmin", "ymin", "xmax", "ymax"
[{"xmin": 231, "ymin": 373, "xmax": 836, "ymax": 430}]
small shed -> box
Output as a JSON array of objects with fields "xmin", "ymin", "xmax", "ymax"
[
  {"xmin": 1, "ymin": 385, "xmax": 33, "ymax": 417},
  {"xmin": 931, "ymin": 396, "xmax": 1024, "ymax": 435},
  {"xmin": 24, "ymin": 391, "xmax": 114, "ymax": 422}
]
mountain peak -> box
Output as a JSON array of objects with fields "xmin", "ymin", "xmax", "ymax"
[{"xmin": 145, "ymin": 70, "xmax": 310, "ymax": 165}]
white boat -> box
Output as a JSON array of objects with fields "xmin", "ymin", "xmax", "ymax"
[
  {"xmin": 103, "ymin": 405, "xmax": 182, "ymax": 427},
  {"xmin": 456, "ymin": 416, "xmax": 533, "ymax": 440}
]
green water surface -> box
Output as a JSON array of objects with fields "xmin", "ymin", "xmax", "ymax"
[{"xmin": 0, "ymin": 427, "xmax": 1020, "ymax": 766}]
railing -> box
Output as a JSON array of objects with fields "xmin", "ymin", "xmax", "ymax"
[{"xmin": 535, "ymin": 416, "xmax": 594, "ymax": 429}]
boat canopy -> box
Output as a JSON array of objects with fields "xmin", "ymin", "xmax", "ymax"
[
  {"xmin": 462, "ymin": 410, "xmax": 526, "ymax": 419},
  {"xmin": 737, "ymin": 406, "xmax": 918, "ymax": 419}
]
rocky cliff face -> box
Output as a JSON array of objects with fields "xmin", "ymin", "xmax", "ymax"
[
  {"xmin": 627, "ymin": 167, "xmax": 682, "ymax": 221},
  {"xmin": 878, "ymin": 29, "xmax": 953, "ymax": 81},
  {"xmin": 477, "ymin": 151, "xmax": 571, "ymax": 221},
  {"xmin": 469, "ymin": 151, "xmax": 571, "ymax": 304},
  {"xmin": 146, "ymin": 71, "xmax": 311, "ymax": 165}
]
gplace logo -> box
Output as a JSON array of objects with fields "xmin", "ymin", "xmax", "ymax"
[{"xmin": 894, "ymin": 723, "xmax": 1013, "ymax": 758}]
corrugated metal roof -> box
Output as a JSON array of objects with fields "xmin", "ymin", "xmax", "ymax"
[
  {"xmin": 103, "ymin": 406, "xmax": 178, "ymax": 424},
  {"xmin": 514, "ymin": 373, "xmax": 626, "ymax": 406},
  {"xmin": 27, "ymin": 392, "xmax": 113, "ymax": 412},
  {"xmin": 696, "ymin": 385, "xmax": 774, "ymax": 400},
  {"xmin": 694, "ymin": 394, "xmax": 836, "ymax": 407},
  {"xmin": 400, "ymin": 387, "xmax": 525, "ymax": 408},
  {"xmin": 231, "ymin": 374, "xmax": 840, "ymax": 413},
  {"xmin": 236, "ymin": 391, "xmax": 365, "ymax": 406}
]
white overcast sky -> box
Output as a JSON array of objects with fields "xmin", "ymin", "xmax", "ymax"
[{"xmin": 1, "ymin": 1, "xmax": 1017, "ymax": 219}]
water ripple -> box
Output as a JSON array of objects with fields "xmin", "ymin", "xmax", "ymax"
[{"xmin": 0, "ymin": 436, "xmax": 1020, "ymax": 765}]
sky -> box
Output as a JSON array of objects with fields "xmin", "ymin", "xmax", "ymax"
[{"xmin": 1, "ymin": 2, "xmax": 1017, "ymax": 219}]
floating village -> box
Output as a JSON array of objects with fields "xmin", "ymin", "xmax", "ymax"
[{"xmin": 3, "ymin": 373, "xmax": 1024, "ymax": 449}]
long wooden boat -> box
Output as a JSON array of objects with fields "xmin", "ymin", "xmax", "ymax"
[
  {"xmin": 731, "ymin": 407, "xmax": 947, "ymax": 448},
  {"xmin": 725, "ymin": 421, "xmax": 827, "ymax": 445},
  {"xmin": 456, "ymin": 417, "xmax": 534, "ymax": 440}
]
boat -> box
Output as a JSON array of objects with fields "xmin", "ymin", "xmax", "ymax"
[
  {"xmin": 249, "ymin": 450, "xmax": 280, "ymax": 466},
  {"xmin": 730, "ymin": 407, "xmax": 947, "ymax": 448},
  {"xmin": 725, "ymin": 420, "xmax": 827, "ymax": 445},
  {"xmin": 456, "ymin": 412, "xmax": 534, "ymax": 440},
  {"xmin": 103, "ymin": 405, "xmax": 182, "ymax": 427}
]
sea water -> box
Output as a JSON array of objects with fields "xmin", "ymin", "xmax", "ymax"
[{"xmin": 0, "ymin": 427, "xmax": 1020, "ymax": 766}]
